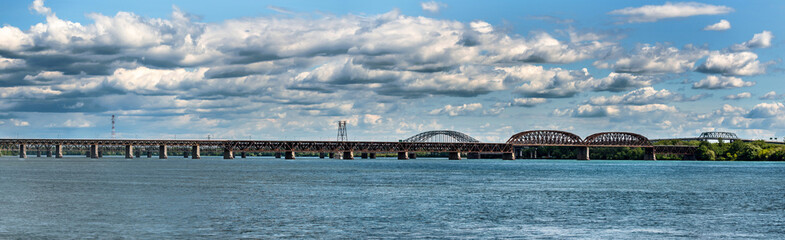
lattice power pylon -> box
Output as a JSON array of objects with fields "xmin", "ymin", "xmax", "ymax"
[
  {"xmin": 111, "ymin": 115, "xmax": 116, "ymax": 139},
  {"xmin": 337, "ymin": 121, "xmax": 348, "ymax": 141}
]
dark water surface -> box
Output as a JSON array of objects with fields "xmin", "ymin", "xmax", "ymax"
[{"xmin": 1, "ymin": 157, "xmax": 784, "ymax": 239}]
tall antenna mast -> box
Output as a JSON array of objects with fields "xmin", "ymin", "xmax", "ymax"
[
  {"xmin": 111, "ymin": 115, "xmax": 116, "ymax": 139},
  {"xmin": 337, "ymin": 121, "xmax": 347, "ymax": 141}
]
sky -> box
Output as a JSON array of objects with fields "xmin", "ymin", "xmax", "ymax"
[{"xmin": 0, "ymin": 0, "xmax": 784, "ymax": 142}]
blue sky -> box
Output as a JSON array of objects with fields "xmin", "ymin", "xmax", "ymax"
[{"xmin": 1, "ymin": 0, "xmax": 784, "ymax": 141}]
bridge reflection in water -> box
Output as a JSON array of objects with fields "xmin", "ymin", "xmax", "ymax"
[{"xmin": 1, "ymin": 130, "xmax": 698, "ymax": 161}]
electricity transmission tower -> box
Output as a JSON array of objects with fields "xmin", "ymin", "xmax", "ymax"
[
  {"xmin": 337, "ymin": 121, "xmax": 347, "ymax": 141},
  {"xmin": 111, "ymin": 115, "xmax": 116, "ymax": 139}
]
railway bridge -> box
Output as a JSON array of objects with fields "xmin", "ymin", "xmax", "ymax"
[{"xmin": 0, "ymin": 130, "xmax": 696, "ymax": 161}]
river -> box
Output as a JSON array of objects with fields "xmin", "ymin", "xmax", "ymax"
[{"xmin": 1, "ymin": 157, "xmax": 783, "ymax": 239}]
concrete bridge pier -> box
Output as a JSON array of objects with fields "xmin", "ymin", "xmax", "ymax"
[
  {"xmin": 319, "ymin": 152, "xmax": 325, "ymax": 158},
  {"xmin": 449, "ymin": 152, "xmax": 461, "ymax": 160},
  {"xmin": 147, "ymin": 151, "xmax": 152, "ymax": 158},
  {"xmin": 467, "ymin": 152, "xmax": 480, "ymax": 159},
  {"xmin": 275, "ymin": 152, "xmax": 281, "ymax": 158},
  {"xmin": 191, "ymin": 145, "xmax": 200, "ymax": 159},
  {"xmin": 285, "ymin": 151, "xmax": 295, "ymax": 160},
  {"xmin": 223, "ymin": 149, "xmax": 234, "ymax": 159},
  {"xmin": 98, "ymin": 151, "xmax": 103, "ymax": 158},
  {"xmin": 343, "ymin": 151, "xmax": 354, "ymax": 160},
  {"xmin": 183, "ymin": 150, "xmax": 189, "ymax": 158},
  {"xmin": 125, "ymin": 145, "xmax": 134, "ymax": 159},
  {"xmin": 19, "ymin": 144, "xmax": 26, "ymax": 158},
  {"xmin": 90, "ymin": 145, "xmax": 99, "ymax": 159},
  {"xmin": 408, "ymin": 153, "xmax": 417, "ymax": 159},
  {"xmin": 361, "ymin": 152, "xmax": 368, "ymax": 159},
  {"xmin": 327, "ymin": 152, "xmax": 334, "ymax": 159},
  {"xmin": 503, "ymin": 152, "xmax": 515, "ymax": 160},
  {"xmin": 576, "ymin": 146, "xmax": 589, "ymax": 161},
  {"xmin": 159, "ymin": 145, "xmax": 168, "ymax": 159},
  {"xmin": 135, "ymin": 150, "xmax": 141, "ymax": 158},
  {"xmin": 46, "ymin": 150, "xmax": 52, "ymax": 158},
  {"xmin": 55, "ymin": 145, "xmax": 63, "ymax": 158},
  {"xmin": 36, "ymin": 151, "xmax": 41, "ymax": 157},
  {"xmin": 86, "ymin": 151, "xmax": 90, "ymax": 158},
  {"xmin": 644, "ymin": 147, "xmax": 656, "ymax": 161},
  {"xmin": 369, "ymin": 153, "xmax": 376, "ymax": 159},
  {"xmin": 241, "ymin": 152, "xmax": 247, "ymax": 158},
  {"xmin": 398, "ymin": 151, "xmax": 409, "ymax": 160}
]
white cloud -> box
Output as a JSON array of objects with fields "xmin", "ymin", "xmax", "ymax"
[
  {"xmin": 421, "ymin": 1, "xmax": 446, "ymax": 13},
  {"xmin": 501, "ymin": 65, "xmax": 592, "ymax": 98},
  {"xmin": 731, "ymin": 31, "xmax": 774, "ymax": 51},
  {"xmin": 429, "ymin": 103, "xmax": 483, "ymax": 116},
  {"xmin": 696, "ymin": 51, "xmax": 766, "ymax": 76},
  {"xmin": 722, "ymin": 92, "xmax": 751, "ymax": 100},
  {"xmin": 584, "ymin": 72, "xmax": 654, "ymax": 92},
  {"xmin": 29, "ymin": 0, "xmax": 51, "ymax": 16},
  {"xmin": 0, "ymin": 26, "xmax": 33, "ymax": 51},
  {"xmin": 597, "ymin": 44, "xmax": 708, "ymax": 74},
  {"xmin": 692, "ymin": 75, "xmax": 754, "ymax": 89},
  {"xmin": 746, "ymin": 102, "xmax": 785, "ymax": 118},
  {"xmin": 11, "ymin": 119, "xmax": 30, "ymax": 127},
  {"xmin": 588, "ymin": 87, "xmax": 700, "ymax": 105},
  {"xmin": 609, "ymin": 2, "xmax": 733, "ymax": 23},
  {"xmin": 511, "ymin": 98, "xmax": 547, "ymax": 107},
  {"xmin": 703, "ymin": 19, "xmax": 730, "ymax": 31},
  {"xmin": 760, "ymin": 91, "xmax": 783, "ymax": 100}
]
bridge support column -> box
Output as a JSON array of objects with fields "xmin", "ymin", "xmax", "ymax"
[
  {"xmin": 408, "ymin": 153, "xmax": 416, "ymax": 159},
  {"xmin": 223, "ymin": 149, "xmax": 234, "ymax": 159},
  {"xmin": 398, "ymin": 152, "xmax": 409, "ymax": 160},
  {"xmin": 183, "ymin": 150, "xmax": 189, "ymax": 158},
  {"xmin": 191, "ymin": 145, "xmax": 200, "ymax": 159},
  {"xmin": 46, "ymin": 150, "xmax": 52, "ymax": 158},
  {"xmin": 275, "ymin": 152, "xmax": 282, "ymax": 158},
  {"xmin": 361, "ymin": 152, "xmax": 368, "ymax": 159},
  {"xmin": 159, "ymin": 145, "xmax": 167, "ymax": 159},
  {"xmin": 55, "ymin": 145, "xmax": 63, "ymax": 158},
  {"xmin": 241, "ymin": 152, "xmax": 247, "ymax": 158},
  {"xmin": 467, "ymin": 152, "xmax": 480, "ymax": 159},
  {"xmin": 343, "ymin": 151, "xmax": 354, "ymax": 160},
  {"xmin": 90, "ymin": 145, "xmax": 99, "ymax": 159},
  {"xmin": 285, "ymin": 151, "xmax": 295, "ymax": 160},
  {"xmin": 37, "ymin": 151, "xmax": 41, "ymax": 157},
  {"xmin": 449, "ymin": 152, "xmax": 461, "ymax": 160},
  {"xmin": 147, "ymin": 151, "xmax": 152, "ymax": 158},
  {"xmin": 319, "ymin": 152, "xmax": 325, "ymax": 158},
  {"xmin": 369, "ymin": 153, "xmax": 376, "ymax": 159},
  {"xmin": 125, "ymin": 145, "xmax": 133, "ymax": 159},
  {"xmin": 503, "ymin": 152, "xmax": 515, "ymax": 160},
  {"xmin": 644, "ymin": 147, "xmax": 656, "ymax": 161},
  {"xmin": 85, "ymin": 151, "xmax": 90, "ymax": 157},
  {"xmin": 576, "ymin": 146, "xmax": 589, "ymax": 161},
  {"xmin": 328, "ymin": 152, "xmax": 334, "ymax": 159},
  {"xmin": 19, "ymin": 144, "xmax": 26, "ymax": 158},
  {"xmin": 98, "ymin": 150, "xmax": 103, "ymax": 158}
]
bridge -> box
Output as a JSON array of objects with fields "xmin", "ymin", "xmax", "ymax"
[
  {"xmin": 0, "ymin": 129, "xmax": 698, "ymax": 161},
  {"xmin": 506, "ymin": 130, "xmax": 696, "ymax": 160},
  {"xmin": 652, "ymin": 131, "xmax": 784, "ymax": 145}
]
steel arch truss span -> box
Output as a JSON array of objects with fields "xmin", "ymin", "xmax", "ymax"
[
  {"xmin": 403, "ymin": 130, "xmax": 480, "ymax": 143},
  {"xmin": 584, "ymin": 132, "xmax": 651, "ymax": 147},
  {"xmin": 699, "ymin": 132, "xmax": 739, "ymax": 140},
  {"xmin": 506, "ymin": 130, "xmax": 584, "ymax": 146}
]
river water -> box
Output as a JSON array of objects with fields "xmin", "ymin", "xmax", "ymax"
[{"xmin": 0, "ymin": 157, "xmax": 783, "ymax": 239}]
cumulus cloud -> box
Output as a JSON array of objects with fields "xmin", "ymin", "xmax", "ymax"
[
  {"xmin": 596, "ymin": 44, "xmax": 708, "ymax": 74},
  {"xmin": 760, "ymin": 91, "xmax": 783, "ymax": 100},
  {"xmin": 429, "ymin": 103, "xmax": 483, "ymax": 116},
  {"xmin": 722, "ymin": 92, "xmax": 751, "ymax": 100},
  {"xmin": 554, "ymin": 103, "xmax": 677, "ymax": 119},
  {"xmin": 746, "ymin": 102, "xmax": 785, "ymax": 118},
  {"xmin": 696, "ymin": 51, "xmax": 766, "ymax": 76},
  {"xmin": 511, "ymin": 98, "xmax": 548, "ymax": 107},
  {"xmin": 692, "ymin": 75, "xmax": 755, "ymax": 89},
  {"xmin": 609, "ymin": 2, "xmax": 733, "ymax": 23},
  {"xmin": 588, "ymin": 87, "xmax": 703, "ymax": 105},
  {"xmin": 584, "ymin": 72, "xmax": 655, "ymax": 92},
  {"xmin": 703, "ymin": 19, "xmax": 730, "ymax": 31},
  {"xmin": 421, "ymin": 1, "xmax": 446, "ymax": 13},
  {"xmin": 731, "ymin": 31, "xmax": 774, "ymax": 51}
]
